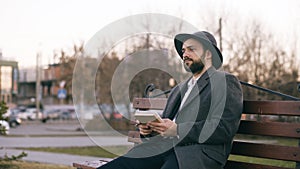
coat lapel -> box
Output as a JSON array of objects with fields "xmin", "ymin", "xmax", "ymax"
[
  {"xmin": 179, "ymin": 68, "xmax": 214, "ymax": 111},
  {"xmin": 162, "ymin": 80, "xmax": 188, "ymax": 119}
]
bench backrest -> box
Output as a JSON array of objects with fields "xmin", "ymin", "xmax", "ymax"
[{"xmin": 132, "ymin": 98, "xmax": 300, "ymax": 169}]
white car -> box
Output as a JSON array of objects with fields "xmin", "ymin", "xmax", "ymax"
[
  {"xmin": 3, "ymin": 109, "xmax": 11, "ymax": 118},
  {"xmin": 0, "ymin": 120, "xmax": 10, "ymax": 134},
  {"xmin": 18, "ymin": 108, "xmax": 43, "ymax": 120}
]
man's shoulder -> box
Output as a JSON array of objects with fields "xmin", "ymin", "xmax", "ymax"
[
  {"xmin": 208, "ymin": 68, "xmax": 230, "ymax": 77},
  {"xmin": 214, "ymin": 69, "xmax": 238, "ymax": 79},
  {"xmin": 210, "ymin": 69, "xmax": 240, "ymax": 86}
]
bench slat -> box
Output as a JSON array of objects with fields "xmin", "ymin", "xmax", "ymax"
[
  {"xmin": 231, "ymin": 141, "xmax": 300, "ymax": 162},
  {"xmin": 243, "ymin": 101, "xmax": 300, "ymax": 116},
  {"xmin": 238, "ymin": 120, "xmax": 300, "ymax": 138},
  {"xmin": 133, "ymin": 99, "xmax": 300, "ymax": 116},
  {"xmin": 224, "ymin": 160, "xmax": 291, "ymax": 169},
  {"xmin": 133, "ymin": 98, "xmax": 167, "ymax": 110}
]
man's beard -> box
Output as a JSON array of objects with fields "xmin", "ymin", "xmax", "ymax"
[{"xmin": 184, "ymin": 58, "xmax": 205, "ymax": 74}]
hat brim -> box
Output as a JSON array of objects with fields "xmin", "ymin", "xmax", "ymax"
[{"xmin": 174, "ymin": 33, "xmax": 223, "ymax": 69}]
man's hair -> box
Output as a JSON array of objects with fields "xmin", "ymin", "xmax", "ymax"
[{"xmin": 201, "ymin": 42, "xmax": 210, "ymax": 55}]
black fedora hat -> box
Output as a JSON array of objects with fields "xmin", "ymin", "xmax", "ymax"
[{"xmin": 174, "ymin": 31, "xmax": 223, "ymax": 69}]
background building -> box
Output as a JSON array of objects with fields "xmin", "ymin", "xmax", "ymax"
[
  {"xmin": 18, "ymin": 63, "xmax": 66, "ymax": 105},
  {"xmin": 0, "ymin": 51, "xmax": 19, "ymax": 105}
]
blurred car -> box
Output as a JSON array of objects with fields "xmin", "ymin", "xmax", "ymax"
[
  {"xmin": 8, "ymin": 114, "xmax": 22, "ymax": 128},
  {"xmin": 42, "ymin": 108, "xmax": 76, "ymax": 122},
  {"xmin": 99, "ymin": 104, "xmax": 113, "ymax": 120},
  {"xmin": 3, "ymin": 109, "xmax": 11, "ymax": 118},
  {"xmin": 113, "ymin": 104, "xmax": 130, "ymax": 120},
  {"xmin": 43, "ymin": 109, "xmax": 61, "ymax": 120},
  {"xmin": 83, "ymin": 105, "xmax": 101, "ymax": 119},
  {"xmin": 18, "ymin": 108, "xmax": 43, "ymax": 120},
  {"xmin": 41, "ymin": 109, "xmax": 61, "ymax": 123},
  {"xmin": 0, "ymin": 120, "xmax": 10, "ymax": 135},
  {"xmin": 111, "ymin": 111, "xmax": 123, "ymax": 120},
  {"xmin": 2, "ymin": 108, "xmax": 21, "ymax": 128},
  {"xmin": 59, "ymin": 110, "xmax": 75, "ymax": 120}
]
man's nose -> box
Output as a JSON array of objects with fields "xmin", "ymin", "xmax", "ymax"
[
  {"xmin": 183, "ymin": 52, "xmax": 191, "ymax": 60},
  {"xmin": 183, "ymin": 51, "xmax": 190, "ymax": 59}
]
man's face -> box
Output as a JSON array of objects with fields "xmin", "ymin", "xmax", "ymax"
[{"xmin": 181, "ymin": 38, "xmax": 206, "ymax": 74}]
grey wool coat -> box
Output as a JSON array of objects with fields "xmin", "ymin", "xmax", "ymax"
[{"xmin": 126, "ymin": 67, "xmax": 243, "ymax": 169}]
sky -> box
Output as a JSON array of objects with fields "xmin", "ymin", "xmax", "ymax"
[{"xmin": 0, "ymin": 0, "xmax": 299, "ymax": 68}]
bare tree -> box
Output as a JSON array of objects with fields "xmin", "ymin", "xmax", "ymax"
[
  {"xmin": 55, "ymin": 43, "xmax": 84, "ymax": 103},
  {"xmin": 222, "ymin": 20, "xmax": 299, "ymax": 100}
]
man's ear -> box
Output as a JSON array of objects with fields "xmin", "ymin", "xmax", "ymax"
[{"xmin": 205, "ymin": 50, "xmax": 212, "ymax": 60}]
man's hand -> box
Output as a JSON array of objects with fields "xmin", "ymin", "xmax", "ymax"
[
  {"xmin": 138, "ymin": 123, "xmax": 153, "ymax": 136},
  {"xmin": 148, "ymin": 119, "xmax": 177, "ymax": 137}
]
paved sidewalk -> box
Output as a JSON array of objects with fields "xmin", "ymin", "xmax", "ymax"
[
  {"xmin": 0, "ymin": 135, "xmax": 132, "ymax": 166},
  {"xmin": 0, "ymin": 148, "xmax": 112, "ymax": 166},
  {"xmin": 0, "ymin": 120, "xmax": 132, "ymax": 166}
]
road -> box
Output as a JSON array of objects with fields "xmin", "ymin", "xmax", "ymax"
[{"xmin": 7, "ymin": 120, "xmax": 85, "ymax": 136}]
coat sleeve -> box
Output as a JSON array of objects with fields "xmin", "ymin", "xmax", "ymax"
[{"xmin": 177, "ymin": 73, "xmax": 243, "ymax": 145}]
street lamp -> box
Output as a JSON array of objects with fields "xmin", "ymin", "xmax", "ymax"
[{"xmin": 36, "ymin": 52, "xmax": 41, "ymax": 120}]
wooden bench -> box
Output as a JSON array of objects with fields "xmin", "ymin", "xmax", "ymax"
[{"xmin": 73, "ymin": 98, "xmax": 300, "ymax": 169}]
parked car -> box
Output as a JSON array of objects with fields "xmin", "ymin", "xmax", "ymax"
[
  {"xmin": 113, "ymin": 104, "xmax": 130, "ymax": 120},
  {"xmin": 0, "ymin": 120, "xmax": 10, "ymax": 135},
  {"xmin": 3, "ymin": 109, "xmax": 11, "ymax": 118},
  {"xmin": 42, "ymin": 108, "xmax": 76, "ymax": 122},
  {"xmin": 43, "ymin": 109, "xmax": 61, "ymax": 120},
  {"xmin": 8, "ymin": 114, "xmax": 22, "ymax": 128},
  {"xmin": 59, "ymin": 110, "xmax": 76, "ymax": 120},
  {"xmin": 99, "ymin": 104, "xmax": 113, "ymax": 120},
  {"xmin": 18, "ymin": 108, "xmax": 43, "ymax": 120},
  {"xmin": 2, "ymin": 108, "xmax": 21, "ymax": 128}
]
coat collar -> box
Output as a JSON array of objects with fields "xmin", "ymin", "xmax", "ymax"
[{"xmin": 179, "ymin": 67, "xmax": 217, "ymax": 110}]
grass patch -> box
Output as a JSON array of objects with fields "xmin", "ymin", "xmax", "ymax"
[
  {"xmin": 22, "ymin": 145, "xmax": 132, "ymax": 158},
  {"xmin": 0, "ymin": 160, "xmax": 73, "ymax": 169},
  {"xmin": 230, "ymin": 135, "xmax": 298, "ymax": 168},
  {"xmin": 229, "ymin": 155, "xmax": 295, "ymax": 168}
]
